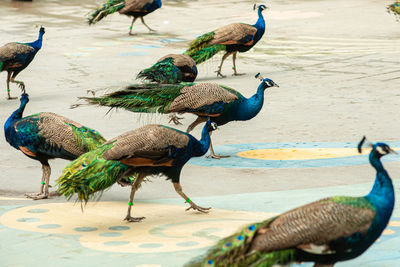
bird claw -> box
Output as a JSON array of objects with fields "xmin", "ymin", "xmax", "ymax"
[
  {"xmin": 232, "ymin": 72, "xmax": 245, "ymax": 76},
  {"xmin": 215, "ymin": 70, "xmax": 226, "ymax": 78},
  {"xmin": 206, "ymin": 154, "xmax": 230, "ymax": 159},
  {"xmin": 6, "ymin": 96, "xmax": 17, "ymax": 100},
  {"xmin": 124, "ymin": 215, "xmax": 146, "ymax": 222},
  {"xmin": 186, "ymin": 203, "xmax": 211, "ymax": 213},
  {"xmin": 25, "ymin": 192, "xmax": 48, "ymax": 200},
  {"xmin": 87, "ymin": 90, "xmax": 95, "ymax": 96},
  {"xmin": 18, "ymin": 82, "xmax": 26, "ymax": 93},
  {"xmin": 168, "ymin": 114, "xmax": 183, "ymax": 125}
]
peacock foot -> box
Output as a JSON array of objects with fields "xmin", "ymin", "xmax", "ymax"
[
  {"xmin": 124, "ymin": 215, "xmax": 146, "ymax": 223},
  {"xmin": 232, "ymin": 72, "xmax": 245, "ymax": 76},
  {"xmin": 186, "ymin": 202, "xmax": 211, "ymax": 213},
  {"xmin": 215, "ymin": 70, "xmax": 226, "ymax": 78},
  {"xmin": 6, "ymin": 96, "xmax": 17, "ymax": 100},
  {"xmin": 25, "ymin": 192, "xmax": 48, "ymax": 200},
  {"xmin": 206, "ymin": 154, "xmax": 230, "ymax": 159},
  {"xmin": 168, "ymin": 114, "xmax": 184, "ymax": 125}
]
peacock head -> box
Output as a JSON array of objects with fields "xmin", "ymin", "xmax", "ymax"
[
  {"xmin": 255, "ymin": 73, "xmax": 279, "ymax": 90},
  {"xmin": 206, "ymin": 121, "xmax": 218, "ymax": 132},
  {"xmin": 254, "ymin": 4, "xmax": 268, "ymax": 11},
  {"xmin": 39, "ymin": 27, "xmax": 45, "ymax": 34},
  {"xmin": 358, "ymin": 136, "xmax": 397, "ymax": 158},
  {"xmin": 20, "ymin": 93, "xmax": 29, "ymax": 105}
]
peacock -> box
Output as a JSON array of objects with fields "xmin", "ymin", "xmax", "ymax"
[
  {"xmin": 185, "ymin": 137, "xmax": 396, "ymax": 267},
  {"xmin": 4, "ymin": 93, "xmax": 106, "ymax": 200},
  {"xmin": 88, "ymin": 0, "xmax": 162, "ymax": 35},
  {"xmin": 137, "ymin": 54, "xmax": 198, "ymax": 84},
  {"xmin": 0, "ymin": 27, "xmax": 45, "ymax": 100},
  {"xmin": 57, "ymin": 120, "xmax": 218, "ymax": 222},
  {"xmin": 184, "ymin": 4, "xmax": 267, "ymax": 78},
  {"xmin": 74, "ymin": 74, "xmax": 278, "ymax": 159}
]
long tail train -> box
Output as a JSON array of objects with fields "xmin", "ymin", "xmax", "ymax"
[{"xmin": 88, "ymin": 0, "xmax": 126, "ymax": 25}]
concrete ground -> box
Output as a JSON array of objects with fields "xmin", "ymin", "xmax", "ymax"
[{"xmin": 0, "ymin": 0, "xmax": 400, "ymax": 266}]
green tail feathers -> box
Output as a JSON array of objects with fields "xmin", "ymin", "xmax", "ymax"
[
  {"xmin": 56, "ymin": 143, "xmax": 130, "ymax": 202},
  {"xmin": 185, "ymin": 32, "xmax": 226, "ymax": 64},
  {"xmin": 137, "ymin": 58, "xmax": 182, "ymax": 84},
  {"xmin": 186, "ymin": 218, "xmax": 294, "ymax": 267},
  {"xmin": 79, "ymin": 83, "xmax": 190, "ymax": 113},
  {"xmin": 68, "ymin": 124, "xmax": 107, "ymax": 152},
  {"xmin": 88, "ymin": 0, "xmax": 126, "ymax": 25}
]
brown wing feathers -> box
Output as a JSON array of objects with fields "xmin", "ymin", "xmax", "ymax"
[{"xmin": 210, "ymin": 23, "xmax": 257, "ymax": 45}]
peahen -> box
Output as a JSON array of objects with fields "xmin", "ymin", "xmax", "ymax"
[
  {"xmin": 0, "ymin": 27, "xmax": 45, "ymax": 100},
  {"xmin": 4, "ymin": 93, "xmax": 106, "ymax": 200},
  {"xmin": 185, "ymin": 4, "xmax": 267, "ymax": 77},
  {"xmin": 88, "ymin": 0, "xmax": 162, "ymax": 35},
  {"xmin": 185, "ymin": 137, "xmax": 396, "ymax": 267},
  {"xmin": 57, "ymin": 121, "xmax": 218, "ymax": 222},
  {"xmin": 137, "ymin": 54, "xmax": 198, "ymax": 84},
  {"xmin": 75, "ymin": 74, "xmax": 278, "ymax": 158}
]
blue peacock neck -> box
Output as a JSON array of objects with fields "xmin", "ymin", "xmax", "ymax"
[
  {"xmin": 193, "ymin": 123, "xmax": 212, "ymax": 157},
  {"xmin": 26, "ymin": 31, "xmax": 44, "ymax": 51},
  {"xmin": 236, "ymin": 83, "xmax": 265, "ymax": 121},
  {"xmin": 366, "ymin": 151, "xmax": 395, "ymax": 224},
  {"xmin": 4, "ymin": 97, "xmax": 29, "ymax": 143},
  {"xmin": 253, "ymin": 8, "xmax": 266, "ymax": 43}
]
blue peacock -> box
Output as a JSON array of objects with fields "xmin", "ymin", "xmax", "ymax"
[
  {"xmin": 0, "ymin": 27, "xmax": 45, "ymax": 99},
  {"xmin": 137, "ymin": 54, "xmax": 198, "ymax": 84},
  {"xmin": 185, "ymin": 137, "xmax": 397, "ymax": 267},
  {"xmin": 57, "ymin": 121, "xmax": 218, "ymax": 222},
  {"xmin": 88, "ymin": 0, "xmax": 162, "ymax": 35},
  {"xmin": 74, "ymin": 74, "xmax": 278, "ymax": 158},
  {"xmin": 185, "ymin": 4, "xmax": 267, "ymax": 77},
  {"xmin": 4, "ymin": 93, "xmax": 106, "ymax": 199}
]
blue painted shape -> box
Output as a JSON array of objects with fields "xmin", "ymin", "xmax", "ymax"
[
  {"xmin": 104, "ymin": 241, "xmax": 130, "ymax": 246},
  {"xmin": 159, "ymin": 38, "xmax": 186, "ymax": 43},
  {"xmin": 99, "ymin": 232, "xmax": 123, "ymax": 237},
  {"xmin": 108, "ymin": 226, "xmax": 130, "ymax": 231},
  {"xmin": 118, "ymin": 52, "xmax": 148, "ymax": 57},
  {"xmin": 132, "ymin": 44, "xmax": 162, "ymax": 49},
  {"xmin": 74, "ymin": 227, "xmax": 98, "ymax": 232},
  {"xmin": 27, "ymin": 209, "xmax": 49, "ymax": 213},
  {"xmin": 188, "ymin": 142, "xmax": 400, "ymax": 169},
  {"xmin": 138, "ymin": 243, "xmax": 163, "ymax": 248},
  {"xmin": 37, "ymin": 224, "xmax": 61, "ymax": 229},
  {"xmin": 17, "ymin": 217, "xmax": 40, "ymax": 222},
  {"xmin": 176, "ymin": 241, "xmax": 199, "ymax": 247}
]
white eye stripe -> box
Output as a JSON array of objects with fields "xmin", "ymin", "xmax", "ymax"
[{"xmin": 376, "ymin": 146, "xmax": 386, "ymax": 154}]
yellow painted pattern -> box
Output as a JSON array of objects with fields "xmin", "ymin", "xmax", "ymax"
[
  {"xmin": 238, "ymin": 148, "xmax": 400, "ymax": 161},
  {"xmin": 0, "ymin": 202, "xmax": 272, "ymax": 253}
]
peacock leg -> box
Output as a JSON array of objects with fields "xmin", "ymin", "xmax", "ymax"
[
  {"xmin": 232, "ymin": 52, "xmax": 245, "ymax": 76},
  {"xmin": 168, "ymin": 113, "xmax": 184, "ymax": 125},
  {"xmin": 129, "ymin": 17, "xmax": 138, "ymax": 35},
  {"xmin": 25, "ymin": 162, "xmax": 51, "ymax": 200},
  {"xmin": 124, "ymin": 173, "xmax": 146, "ymax": 222},
  {"xmin": 10, "ymin": 71, "xmax": 25, "ymax": 93},
  {"xmin": 215, "ymin": 52, "xmax": 233, "ymax": 78},
  {"xmin": 140, "ymin": 17, "xmax": 156, "ymax": 32},
  {"xmin": 173, "ymin": 182, "xmax": 211, "ymax": 213},
  {"xmin": 6, "ymin": 72, "xmax": 16, "ymax": 100},
  {"xmin": 186, "ymin": 116, "xmax": 207, "ymax": 133},
  {"xmin": 206, "ymin": 132, "xmax": 230, "ymax": 159}
]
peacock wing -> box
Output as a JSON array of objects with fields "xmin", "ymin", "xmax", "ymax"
[
  {"xmin": 102, "ymin": 124, "xmax": 190, "ymax": 166},
  {"xmin": 210, "ymin": 23, "xmax": 257, "ymax": 46},
  {"xmin": 120, "ymin": 0, "xmax": 154, "ymax": 13},
  {"xmin": 250, "ymin": 196, "xmax": 376, "ymax": 254},
  {"xmin": 166, "ymin": 83, "xmax": 240, "ymax": 114},
  {"xmin": 158, "ymin": 54, "xmax": 196, "ymax": 68},
  {"xmin": 0, "ymin": 43, "xmax": 35, "ymax": 69}
]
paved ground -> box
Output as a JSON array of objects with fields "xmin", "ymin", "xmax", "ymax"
[{"xmin": 0, "ymin": 0, "xmax": 400, "ymax": 266}]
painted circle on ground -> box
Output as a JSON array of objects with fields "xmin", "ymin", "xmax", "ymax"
[{"xmin": 188, "ymin": 142, "xmax": 400, "ymax": 168}]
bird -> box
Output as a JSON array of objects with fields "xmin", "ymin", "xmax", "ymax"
[
  {"xmin": 4, "ymin": 93, "xmax": 106, "ymax": 200},
  {"xmin": 74, "ymin": 73, "xmax": 278, "ymax": 159},
  {"xmin": 0, "ymin": 27, "xmax": 45, "ymax": 100},
  {"xmin": 184, "ymin": 4, "xmax": 267, "ymax": 78},
  {"xmin": 57, "ymin": 120, "xmax": 218, "ymax": 222},
  {"xmin": 137, "ymin": 54, "xmax": 198, "ymax": 84},
  {"xmin": 88, "ymin": 0, "xmax": 162, "ymax": 35},
  {"xmin": 185, "ymin": 137, "xmax": 396, "ymax": 267}
]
